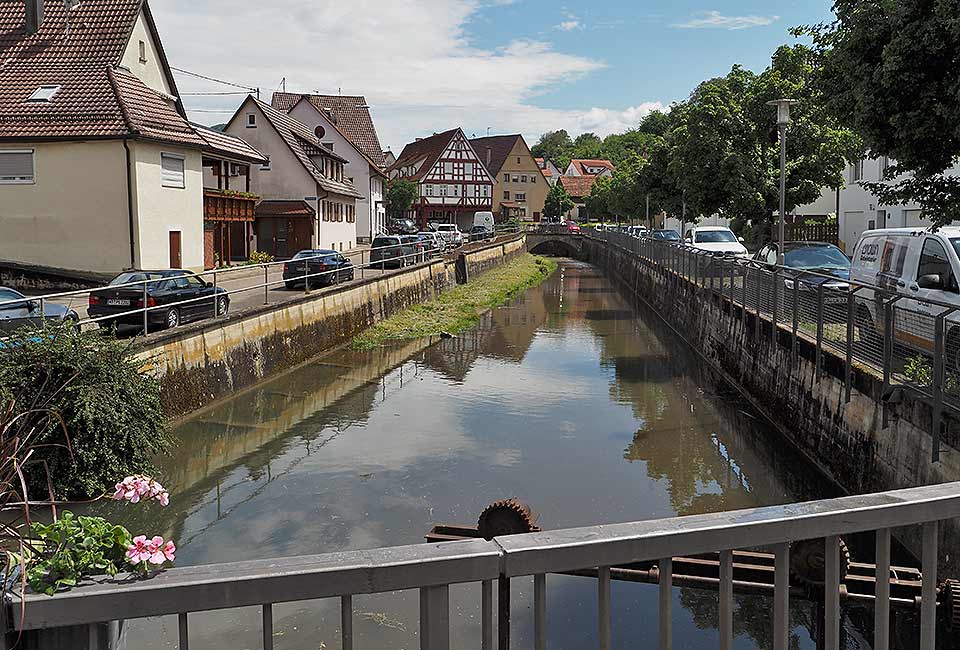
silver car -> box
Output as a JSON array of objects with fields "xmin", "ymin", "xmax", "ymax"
[{"xmin": 0, "ymin": 286, "xmax": 79, "ymax": 334}]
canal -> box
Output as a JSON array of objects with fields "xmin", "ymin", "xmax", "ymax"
[{"xmin": 97, "ymin": 259, "xmax": 889, "ymax": 649}]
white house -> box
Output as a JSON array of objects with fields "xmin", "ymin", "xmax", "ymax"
[
  {"xmin": 224, "ymin": 97, "xmax": 363, "ymax": 256},
  {"xmin": 564, "ymin": 159, "xmax": 615, "ymax": 178}
]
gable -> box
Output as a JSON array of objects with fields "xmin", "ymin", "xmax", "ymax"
[
  {"xmin": 288, "ymin": 99, "xmax": 386, "ymax": 177},
  {"xmin": 423, "ymin": 131, "xmax": 493, "ymax": 183},
  {"xmin": 121, "ymin": 9, "xmax": 173, "ymax": 96}
]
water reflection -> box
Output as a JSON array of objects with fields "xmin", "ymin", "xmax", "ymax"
[{"xmin": 94, "ymin": 260, "xmax": 891, "ymax": 649}]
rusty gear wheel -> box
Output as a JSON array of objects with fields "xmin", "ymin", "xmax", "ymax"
[
  {"xmin": 789, "ymin": 537, "xmax": 851, "ymax": 587},
  {"xmin": 942, "ymin": 579, "xmax": 960, "ymax": 632},
  {"xmin": 477, "ymin": 499, "xmax": 540, "ymax": 540}
]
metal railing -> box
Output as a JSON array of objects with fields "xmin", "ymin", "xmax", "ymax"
[
  {"xmin": 9, "ymin": 482, "xmax": 960, "ymax": 650},
  {"xmin": 0, "ymin": 230, "xmax": 521, "ymax": 338},
  {"xmin": 591, "ymin": 228, "xmax": 960, "ymax": 461}
]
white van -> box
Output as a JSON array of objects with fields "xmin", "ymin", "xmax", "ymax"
[
  {"xmin": 849, "ymin": 227, "xmax": 960, "ymax": 357},
  {"xmin": 474, "ymin": 211, "xmax": 495, "ymax": 230}
]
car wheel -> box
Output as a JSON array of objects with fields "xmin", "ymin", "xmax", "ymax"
[
  {"xmin": 216, "ymin": 296, "xmax": 229, "ymax": 317},
  {"xmin": 284, "ymin": 281, "xmax": 296, "ymax": 290},
  {"xmin": 856, "ymin": 306, "xmax": 880, "ymax": 349},
  {"xmin": 165, "ymin": 307, "xmax": 180, "ymax": 330}
]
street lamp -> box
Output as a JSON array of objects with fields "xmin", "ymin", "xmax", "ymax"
[{"xmin": 767, "ymin": 98, "xmax": 797, "ymax": 265}]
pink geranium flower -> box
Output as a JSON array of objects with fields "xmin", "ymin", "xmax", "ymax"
[
  {"xmin": 126, "ymin": 535, "xmax": 153, "ymax": 564},
  {"xmin": 127, "ymin": 534, "xmax": 177, "ymax": 568},
  {"xmin": 112, "ymin": 475, "xmax": 170, "ymax": 507}
]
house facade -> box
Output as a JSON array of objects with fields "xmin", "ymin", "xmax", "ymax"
[
  {"xmin": 564, "ymin": 159, "xmax": 615, "ymax": 178},
  {"xmin": 224, "ymin": 97, "xmax": 362, "ymax": 256},
  {"xmin": 469, "ymin": 135, "xmax": 547, "ymax": 221},
  {"xmin": 558, "ymin": 176, "xmax": 595, "ymax": 221},
  {"xmin": 388, "ymin": 129, "xmax": 494, "ymax": 230},
  {"xmin": 274, "ymin": 92, "xmax": 388, "ymax": 243},
  {"xmin": 535, "ymin": 158, "xmax": 561, "ymax": 186},
  {"xmin": 0, "ymin": 0, "xmax": 244, "ymax": 275}
]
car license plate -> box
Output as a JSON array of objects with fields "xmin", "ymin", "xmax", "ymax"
[
  {"xmin": 824, "ymin": 295, "xmax": 846, "ymax": 305},
  {"xmin": 107, "ymin": 299, "xmax": 130, "ymax": 306}
]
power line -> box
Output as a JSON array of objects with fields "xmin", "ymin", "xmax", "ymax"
[
  {"xmin": 186, "ymin": 108, "xmax": 238, "ymax": 113},
  {"xmin": 170, "ymin": 66, "xmax": 256, "ymax": 92},
  {"xmin": 181, "ymin": 91, "xmax": 249, "ymax": 96}
]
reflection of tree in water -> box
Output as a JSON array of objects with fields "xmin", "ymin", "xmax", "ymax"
[{"xmin": 679, "ymin": 587, "xmax": 807, "ymax": 650}]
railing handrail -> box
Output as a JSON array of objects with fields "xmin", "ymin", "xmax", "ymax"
[{"xmin": 10, "ymin": 481, "xmax": 960, "ymax": 631}]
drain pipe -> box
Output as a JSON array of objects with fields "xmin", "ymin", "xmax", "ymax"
[{"xmin": 123, "ymin": 139, "xmax": 136, "ymax": 269}]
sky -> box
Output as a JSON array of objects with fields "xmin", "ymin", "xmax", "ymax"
[{"xmin": 152, "ymin": 0, "xmax": 836, "ymax": 153}]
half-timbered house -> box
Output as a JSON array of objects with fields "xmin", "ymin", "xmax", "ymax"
[{"xmin": 387, "ymin": 129, "xmax": 493, "ymax": 230}]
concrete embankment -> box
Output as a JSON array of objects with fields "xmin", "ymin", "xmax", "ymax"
[
  {"xmin": 581, "ymin": 235, "xmax": 960, "ymax": 569},
  {"xmin": 137, "ymin": 236, "xmax": 526, "ymax": 419}
]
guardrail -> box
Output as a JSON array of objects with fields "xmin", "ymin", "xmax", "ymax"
[
  {"xmin": 590, "ymin": 228, "xmax": 960, "ymax": 462},
  {"xmin": 0, "ymin": 227, "xmax": 521, "ymax": 337},
  {"xmin": 8, "ymin": 482, "xmax": 958, "ymax": 650}
]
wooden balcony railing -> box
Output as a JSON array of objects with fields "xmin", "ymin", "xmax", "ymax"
[{"xmin": 203, "ymin": 188, "xmax": 259, "ymax": 222}]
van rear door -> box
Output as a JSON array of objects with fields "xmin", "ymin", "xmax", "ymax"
[{"xmin": 900, "ymin": 236, "xmax": 960, "ymax": 353}]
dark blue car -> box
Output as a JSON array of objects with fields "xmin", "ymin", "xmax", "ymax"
[{"xmin": 753, "ymin": 241, "xmax": 850, "ymax": 319}]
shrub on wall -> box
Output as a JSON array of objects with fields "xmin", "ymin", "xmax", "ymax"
[{"xmin": 0, "ymin": 324, "xmax": 169, "ymax": 499}]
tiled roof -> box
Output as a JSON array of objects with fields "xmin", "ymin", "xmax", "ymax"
[
  {"xmin": 193, "ymin": 123, "xmax": 267, "ymax": 164},
  {"xmin": 535, "ymin": 158, "xmax": 553, "ymax": 177},
  {"xmin": 272, "ymin": 92, "xmax": 386, "ymax": 168},
  {"xmin": 559, "ymin": 175, "xmax": 597, "ymax": 199},
  {"xmin": 0, "ymin": 0, "xmax": 201, "ymax": 147},
  {"xmin": 256, "ymin": 200, "xmax": 315, "ymax": 217},
  {"xmin": 388, "ymin": 128, "xmax": 459, "ymax": 181},
  {"xmin": 570, "ymin": 159, "xmax": 615, "ymax": 175},
  {"xmin": 285, "ymin": 96, "xmax": 386, "ymax": 178},
  {"xmin": 251, "ymin": 97, "xmax": 363, "ymax": 199},
  {"xmin": 468, "ymin": 134, "xmax": 520, "ymax": 176}
]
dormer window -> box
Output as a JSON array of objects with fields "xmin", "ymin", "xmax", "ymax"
[{"xmin": 26, "ymin": 85, "xmax": 61, "ymax": 103}]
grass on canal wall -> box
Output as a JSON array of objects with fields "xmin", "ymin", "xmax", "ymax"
[{"xmin": 351, "ymin": 253, "xmax": 557, "ymax": 350}]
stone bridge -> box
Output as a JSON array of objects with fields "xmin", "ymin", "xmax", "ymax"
[{"xmin": 524, "ymin": 229, "xmax": 584, "ymax": 256}]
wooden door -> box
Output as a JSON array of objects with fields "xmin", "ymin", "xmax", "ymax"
[
  {"xmin": 169, "ymin": 231, "xmax": 182, "ymax": 269},
  {"xmin": 289, "ymin": 219, "xmax": 312, "ymax": 255}
]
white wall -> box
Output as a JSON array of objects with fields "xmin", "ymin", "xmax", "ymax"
[
  {"xmin": 130, "ymin": 141, "xmax": 204, "ymax": 270},
  {"xmin": 120, "ymin": 10, "xmax": 173, "ymax": 96},
  {"xmin": 0, "ymin": 141, "xmax": 131, "ymax": 274},
  {"xmin": 664, "ymin": 214, "xmax": 731, "ymax": 236}
]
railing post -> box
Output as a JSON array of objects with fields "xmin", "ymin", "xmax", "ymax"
[
  {"xmin": 845, "ymin": 290, "xmax": 856, "ymax": 403},
  {"xmin": 882, "ymin": 298, "xmax": 899, "ymax": 429},
  {"xmin": 142, "ymin": 280, "xmax": 149, "ymax": 334},
  {"xmin": 719, "ymin": 550, "xmax": 733, "ymax": 650},
  {"xmin": 534, "ymin": 574, "xmax": 546, "ymax": 650},
  {"xmin": 263, "ymin": 265, "xmax": 269, "ymax": 305},
  {"xmin": 932, "ymin": 311, "xmax": 953, "ymax": 463},
  {"xmin": 792, "ymin": 273, "xmax": 801, "ymax": 363},
  {"xmin": 771, "ymin": 269, "xmax": 779, "ymax": 347},
  {"xmin": 599, "ymin": 566, "xmax": 611, "ymax": 650},
  {"xmin": 341, "ymin": 595, "xmax": 353, "ymax": 650},
  {"xmin": 304, "ymin": 257, "xmax": 309, "ymax": 294},
  {"xmin": 816, "ymin": 284, "xmax": 824, "ymax": 380},
  {"xmin": 824, "ymin": 535, "xmax": 841, "ymax": 650},
  {"xmin": 262, "ymin": 603, "xmax": 273, "ymax": 650},
  {"xmin": 420, "ymin": 584, "xmax": 450, "ymax": 650},
  {"xmin": 754, "ymin": 266, "xmax": 762, "ymax": 339},
  {"xmin": 920, "ymin": 521, "xmax": 938, "ymax": 650},
  {"xmin": 212, "ymin": 271, "xmax": 218, "ymax": 315},
  {"xmin": 875, "ymin": 528, "xmax": 891, "ymax": 650},
  {"xmin": 498, "ymin": 576, "xmax": 510, "ymax": 650},
  {"xmin": 39, "ymin": 296, "xmax": 45, "ymax": 326},
  {"xmin": 481, "ymin": 580, "xmax": 493, "ymax": 650},
  {"xmin": 659, "ymin": 558, "xmax": 672, "ymax": 650},
  {"xmin": 774, "ymin": 543, "xmax": 789, "ymax": 650}
]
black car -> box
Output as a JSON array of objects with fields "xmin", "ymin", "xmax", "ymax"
[
  {"xmin": 752, "ymin": 241, "xmax": 850, "ymax": 319},
  {"xmin": 469, "ymin": 225, "xmax": 495, "ymax": 242},
  {"xmin": 0, "ymin": 287, "xmax": 78, "ymax": 335},
  {"xmin": 416, "ymin": 233, "xmax": 442, "ymax": 258},
  {"xmin": 400, "ymin": 235, "xmax": 428, "ymax": 263},
  {"xmin": 283, "ymin": 250, "xmax": 355, "ymax": 290},
  {"xmin": 89, "ymin": 270, "xmax": 229, "ymax": 332},
  {"xmin": 370, "ymin": 235, "xmax": 417, "ymax": 269},
  {"xmin": 650, "ymin": 229, "xmax": 681, "ymax": 242},
  {"xmin": 388, "ymin": 218, "xmax": 419, "ymax": 235}
]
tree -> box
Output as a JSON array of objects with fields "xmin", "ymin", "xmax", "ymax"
[
  {"xmin": 544, "ymin": 183, "xmax": 575, "ymax": 221},
  {"xmin": 384, "ymin": 179, "xmax": 418, "ymax": 220},
  {"xmin": 585, "ymin": 175, "xmax": 614, "ymax": 221},
  {"xmin": 531, "ymin": 130, "xmax": 574, "ymax": 170},
  {"xmin": 637, "ymin": 110, "xmax": 672, "ymax": 137},
  {"xmin": 601, "ymin": 130, "xmax": 659, "ymax": 168},
  {"xmin": 571, "ymin": 132, "xmax": 603, "ymax": 160},
  {"xmin": 803, "ymin": 1, "xmax": 960, "ymax": 227}
]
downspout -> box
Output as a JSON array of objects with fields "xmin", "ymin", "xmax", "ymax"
[
  {"xmin": 123, "ymin": 138, "xmax": 136, "ymax": 269},
  {"xmin": 315, "ymin": 183, "xmax": 329, "ymax": 248}
]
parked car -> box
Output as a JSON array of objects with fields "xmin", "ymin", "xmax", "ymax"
[
  {"xmin": 564, "ymin": 220, "xmax": 581, "ymax": 234},
  {"xmin": 849, "ymin": 227, "xmax": 960, "ymax": 361},
  {"xmin": 388, "ymin": 218, "xmax": 419, "ymax": 235},
  {"xmin": 628, "ymin": 226, "xmax": 648, "ymax": 238},
  {"xmin": 88, "ymin": 270, "xmax": 229, "ymax": 332},
  {"xmin": 469, "ymin": 225, "xmax": 496, "ymax": 242},
  {"xmin": 684, "ymin": 226, "xmax": 749, "ymax": 258},
  {"xmin": 753, "ymin": 241, "xmax": 851, "ymax": 320},
  {"xmin": 0, "ymin": 287, "xmax": 79, "ymax": 335},
  {"xmin": 650, "ymin": 229, "xmax": 681, "ymax": 242},
  {"xmin": 283, "ymin": 249, "xmax": 354, "ymax": 290},
  {"xmin": 370, "ymin": 235, "xmax": 416, "ymax": 269},
  {"xmin": 418, "ymin": 231, "xmax": 445, "ymax": 256},
  {"xmin": 400, "ymin": 234, "xmax": 428, "ymax": 263},
  {"xmin": 434, "ymin": 224, "xmax": 464, "ymax": 248}
]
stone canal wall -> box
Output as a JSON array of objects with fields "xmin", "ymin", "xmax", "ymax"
[
  {"xmin": 582, "ymin": 236, "xmax": 960, "ymax": 567},
  {"xmin": 138, "ymin": 236, "xmax": 524, "ymax": 419}
]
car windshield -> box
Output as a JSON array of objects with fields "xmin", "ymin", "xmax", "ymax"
[
  {"xmin": 293, "ymin": 250, "xmax": 332, "ymax": 259},
  {"xmin": 655, "ymin": 231, "xmax": 680, "ymax": 241},
  {"xmin": 783, "ymin": 245, "xmax": 851, "ymax": 270},
  {"xmin": 0, "ymin": 289, "xmax": 25, "ymax": 307},
  {"xmin": 950, "ymin": 239, "xmax": 960, "ymax": 261},
  {"xmin": 109, "ymin": 272, "xmax": 168, "ymax": 287},
  {"xmin": 695, "ymin": 230, "xmax": 737, "ymax": 243}
]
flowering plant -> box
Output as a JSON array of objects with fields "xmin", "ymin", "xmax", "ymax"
[{"xmin": 113, "ymin": 474, "xmax": 170, "ymax": 506}]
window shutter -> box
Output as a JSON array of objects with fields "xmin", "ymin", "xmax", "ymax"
[
  {"xmin": 161, "ymin": 153, "xmax": 185, "ymax": 188},
  {"xmin": 0, "ymin": 150, "xmax": 34, "ymax": 182}
]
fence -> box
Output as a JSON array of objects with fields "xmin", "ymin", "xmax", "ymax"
[
  {"xmin": 771, "ymin": 221, "xmax": 841, "ymax": 247},
  {"xmin": 591, "ymin": 228, "xmax": 960, "ymax": 462},
  {"xmin": 8, "ymin": 482, "xmax": 960, "ymax": 650}
]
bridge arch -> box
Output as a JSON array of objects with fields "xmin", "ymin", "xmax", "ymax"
[{"xmin": 528, "ymin": 238, "xmax": 581, "ymax": 257}]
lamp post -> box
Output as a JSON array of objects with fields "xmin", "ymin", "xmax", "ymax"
[{"xmin": 767, "ymin": 99, "xmax": 797, "ymax": 265}]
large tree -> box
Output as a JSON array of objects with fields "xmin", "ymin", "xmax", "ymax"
[
  {"xmin": 531, "ymin": 130, "xmax": 574, "ymax": 170},
  {"xmin": 543, "ymin": 183, "xmax": 575, "ymax": 221},
  {"xmin": 585, "ymin": 175, "xmax": 614, "ymax": 221},
  {"xmin": 384, "ymin": 179, "xmax": 418, "ymax": 220},
  {"xmin": 803, "ymin": 1, "xmax": 960, "ymax": 226}
]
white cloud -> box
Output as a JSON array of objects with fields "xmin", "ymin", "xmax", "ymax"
[
  {"xmin": 152, "ymin": 0, "xmax": 660, "ymax": 149},
  {"xmin": 557, "ymin": 20, "xmax": 582, "ymax": 31},
  {"xmin": 673, "ymin": 10, "xmax": 779, "ymax": 30}
]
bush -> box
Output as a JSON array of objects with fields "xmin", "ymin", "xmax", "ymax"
[
  {"xmin": 247, "ymin": 250, "xmax": 274, "ymax": 265},
  {"xmin": 0, "ymin": 323, "xmax": 169, "ymax": 499}
]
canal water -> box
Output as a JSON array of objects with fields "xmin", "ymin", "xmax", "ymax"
[{"xmin": 98, "ymin": 259, "xmax": 891, "ymax": 649}]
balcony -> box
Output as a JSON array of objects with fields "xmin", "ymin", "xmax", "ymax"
[{"xmin": 203, "ymin": 188, "xmax": 259, "ymax": 222}]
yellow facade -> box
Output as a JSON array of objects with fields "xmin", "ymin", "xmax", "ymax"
[{"xmin": 491, "ymin": 139, "xmax": 548, "ymax": 221}]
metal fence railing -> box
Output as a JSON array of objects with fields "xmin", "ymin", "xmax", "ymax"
[
  {"xmin": 589, "ymin": 228, "xmax": 960, "ymax": 462},
  {"xmin": 0, "ymin": 228, "xmax": 521, "ymax": 338},
  {"xmin": 9, "ymin": 482, "xmax": 959, "ymax": 650}
]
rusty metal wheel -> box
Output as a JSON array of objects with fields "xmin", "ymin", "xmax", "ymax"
[
  {"xmin": 477, "ymin": 499, "xmax": 540, "ymax": 540},
  {"xmin": 942, "ymin": 578, "xmax": 960, "ymax": 632},
  {"xmin": 789, "ymin": 537, "xmax": 851, "ymax": 587}
]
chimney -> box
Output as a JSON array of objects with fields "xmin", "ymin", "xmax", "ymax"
[
  {"xmin": 486, "ymin": 147, "xmax": 492, "ymax": 168},
  {"xmin": 25, "ymin": 0, "xmax": 44, "ymax": 35}
]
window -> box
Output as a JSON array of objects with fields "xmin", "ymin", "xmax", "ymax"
[
  {"xmin": 503, "ymin": 190, "xmax": 510, "ymax": 200},
  {"xmin": 0, "ymin": 149, "xmax": 35, "ymax": 183},
  {"xmin": 425, "ymin": 185, "xmax": 433, "ymax": 197},
  {"xmin": 880, "ymin": 156, "xmax": 890, "ymax": 179},
  {"xmin": 246, "ymin": 114, "xmax": 256, "ymax": 128},
  {"xmin": 512, "ymin": 175, "xmax": 519, "ymax": 182},
  {"xmin": 851, "ymin": 160, "xmax": 863, "ymax": 182},
  {"xmin": 516, "ymin": 192, "xmax": 526, "ymax": 201},
  {"xmin": 138, "ymin": 40, "xmax": 147, "ymax": 62},
  {"xmin": 26, "ymin": 85, "xmax": 60, "ymax": 102},
  {"xmin": 503, "ymin": 173, "xmax": 509, "ymax": 182},
  {"xmin": 918, "ymin": 238, "xmax": 957, "ymax": 292},
  {"xmin": 322, "ymin": 142, "xmax": 334, "ymax": 151},
  {"xmin": 531, "ymin": 175, "xmax": 536, "ymax": 184},
  {"xmin": 517, "ymin": 157, "xmax": 521, "ymax": 164},
  {"xmin": 521, "ymin": 175, "xmax": 527, "ymax": 183},
  {"xmin": 161, "ymin": 153, "xmax": 185, "ymax": 188}
]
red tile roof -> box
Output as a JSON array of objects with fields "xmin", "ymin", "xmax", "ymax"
[
  {"xmin": 193, "ymin": 123, "xmax": 267, "ymax": 164},
  {"xmin": 388, "ymin": 128, "xmax": 460, "ymax": 181},
  {"xmin": 535, "ymin": 158, "xmax": 553, "ymax": 177},
  {"xmin": 256, "ymin": 200, "xmax": 315, "ymax": 217},
  {"xmin": 569, "ymin": 159, "xmax": 615, "ymax": 176},
  {"xmin": 0, "ymin": 0, "xmax": 201, "ymax": 148},
  {"xmin": 559, "ymin": 175, "xmax": 596, "ymax": 199},
  {"xmin": 272, "ymin": 92, "xmax": 385, "ymax": 168}
]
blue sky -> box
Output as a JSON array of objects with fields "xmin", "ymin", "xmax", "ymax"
[{"xmin": 157, "ymin": 1, "xmax": 836, "ymax": 150}]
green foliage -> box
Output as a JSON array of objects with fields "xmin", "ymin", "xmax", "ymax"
[
  {"xmin": 247, "ymin": 250, "xmax": 274, "ymax": 265},
  {"xmin": 0, "ymin": 324, "xmax": 169, "ymax": 499},
  {"xmin": 531, "ymin": 126, "xmax": 660, "ymax": 172},
  {"xmin": 24, "ymin": 511, "xmax": 131, "ymax": 595},
  {"xmin": 585, "ymin": 175, "xmax": 614, "ymax": 221},
  {"xmin": 802, "ymin": 2, "xmax": 960, "ymax": 226},
  {"xmin": 544, "ymin": 183, "xmax": 575, "ymax": 220},
  {"xmin": 530, "ymin": 130, "xmax": 574, "ymax": 171},
  {"xmin": 903, "ymin": 355, "xmax": 933, "ymax": 387},
  {"xmin": 385, "ymin": 179, "xmax": 419, "ymax": 219}
]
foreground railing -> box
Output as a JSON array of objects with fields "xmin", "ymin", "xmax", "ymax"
[
  {"xmin": 8, "ymin": 482, "xmax": 960, "ymax": 650},
  {"xmin": 591, "ymin": 228, "xmax": 960, "ymax": 461}
]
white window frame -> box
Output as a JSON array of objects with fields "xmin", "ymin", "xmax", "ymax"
[
  {"xmin": 138, "ymin": 40, "xmax": 147, "ymax": 63},
  {"xmin": 26, "ymin": 85, "xmax": 61, "ymax": 103},
  {"xmin": 0, "ymin": 149, "xmax": 36, "ymax": 184},
  {"xmin": 161, "ymin": 152, "xmax": 186, "ymax": 189},
  {"xmin": 246, "ymin": 114, "xmax": 257, "ymax": 128}
]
